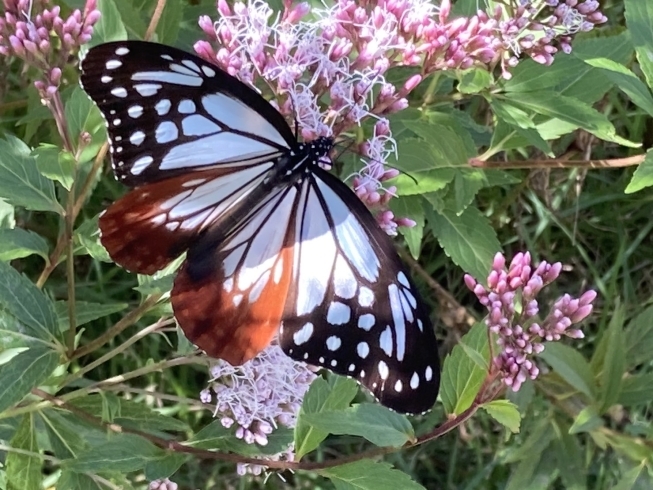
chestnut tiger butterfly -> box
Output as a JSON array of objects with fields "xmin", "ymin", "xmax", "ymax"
[{"xmin": 80, "ymin": 41, "xmax": 440, "ymax": 414}]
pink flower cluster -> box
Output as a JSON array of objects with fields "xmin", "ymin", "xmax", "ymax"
[
  {"xmin": 194, "ymin": 0, "xmax": 606, "ymax": 234},
  {"xmin": 200, "ymin": 344, "xmax": 315, "ymax": 446},
  {"xmin": 0, "ymin": 0, "xmax": 100, "ymax": 98},
  {"xmin": 465, "ymin": 252, "xmax": 597, "ymax": 391}
]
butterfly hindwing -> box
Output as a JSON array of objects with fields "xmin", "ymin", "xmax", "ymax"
[
  {"xmin": 278, "ymin": 169, "xmax": 440, "ymax": 414},
  {"xmin": 80, "ymin": 41, "xmax": 294, "ymax": 187}
]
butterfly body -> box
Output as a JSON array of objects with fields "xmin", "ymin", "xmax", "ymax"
[{"xmin": 81, "ymin": 41, "xmax": 439, "ymax": 414}]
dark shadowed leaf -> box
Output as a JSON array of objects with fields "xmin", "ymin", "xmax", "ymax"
[{"xmin": 319, "ymin": 460, "xmax": 426, "ymax": 490}]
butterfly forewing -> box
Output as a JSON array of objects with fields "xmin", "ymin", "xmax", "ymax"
[
  {"xmin": 278, "ymin": 169, "xmax": 440, "ymax": 414},
  {"xmin": 80, "ymin": 41, "xmax": 294, "ymax": 187}
]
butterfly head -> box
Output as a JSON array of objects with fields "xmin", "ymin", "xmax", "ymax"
[{"xmin": 298, "ymin": 136, "xmax": 334, "ymax": 171}]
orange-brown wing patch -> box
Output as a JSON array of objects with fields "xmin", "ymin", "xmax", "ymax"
[
  {"xmin": 172, "ymin": 245, "xmax": 294, "ymax": 365},
  {"xmin": 100, "ymin": 166, "xmax": 266, "ymax": 274}
]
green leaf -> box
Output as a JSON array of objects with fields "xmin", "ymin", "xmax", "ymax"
[
  {"xmin": 598, "ymin": 302, "xmax": 625, "ymax": 413},
  {"xmin": 0, "ymin": 135, "xmax": 61, "ymax": 213},
  {"xmin": 156, "ymin": 0, "xmax": 184, "ymax": 45},
  {"xmin": 389, "ymin": 196, "xmax": 425, "ymax": 259},
  {"xmin": 503, "ymin": 91, "xmax": 635, "ymax": 147},
  {"xmin": 0, "ymin": 347, "xmax": 60, "ymax": 413},
  {"xmin": 445, "ymin": 169, "xmax": 487, "ymax": 214},
  {"xmin": 458, "ymin": 68, "xmax": 492, "ymax": 93},
  {"xmin": 318, "ymin": 460, "xmax": 426, "ymax": 490},
  {"xmin": 74, "ymin": 215, "xmax": 112, "ymax": 262},
  {"xmin": 90, "ymin": 0, "xmax": 128, "ymax": 45},
  {"xmin": 583, "ymin": 57, "xmax": 653, "ymax": 117},
  {"xmin": 191, "ymin": 420, "xmax": 292, "ymax": 456},
  {"xmin": 490, "ymin": 99, "xmax": 552, "ymax": 156},
  {"xmin": 65, "ymin": 433, "xmax": 164, "ymax": 473},
  {"xmin": 70, "ymin": 395, "xmax": 190, "ymax": 433},
  {"xmin": 625, "ymin": 149, "xmax": 653, "ymax": 194},
  {"xmin": 538, "ymin": 343, "xmax": 596, "ymax": 399},
  {"xmin": 440, "ymin": 322, "xmax": 489, "ymax": 415},
  {"xmin": 39, "ymin": 409, "xmax": 89, "ymax": 459},
  {"xmin": 0, "ymin": 261, "xmax": 60, "ymax": 341},
  {"xmin": 624, "ymin": 0, "xmax": 653, "ymax": 88},
  {"xmin": 551, "ymin": 419, "xmax": 586, "ymax": 490},
  {"xmin": 55, "ymin": 300, "xmax": 128, "ymax": 330},
  {"xmin": 389, "ymin": 139, "xmax": 455, "ymax": 195},
  {"xmin": 426, "ymin": 205, "xmax": 500, "ymax": 280},
  {"xmin": 144, "ymin": 452, "xmax": 189, "ymax": 481},
  {"xmin": 0, "ymin": 228, "xmax": 49, "ymax": 262},
  {"xmin": 32, "ymin": 144, "xmax": 75, "ymax": 191},
  {"xmin": 57, "ymin": 471, "xmax": 105, "ymax": 490},
  {"xmin": 300, "ymin": 403, "xmax": 414, "ymax": 447},
  {"xmin": 65, "ymin": 86, "xmax": 100, "ymax": 140},
  {"xmin": 481, "ymin": 400, "xmax": 521, "ymax": 433},
  {"xmin": 623, "ymin": 305, "xmax": 653, "ymax": 369},
  {"xmin": 618, "ymin": 373, "xmax": 653, "ymax": 406},
  {"xmin": 612, "ymin": 464, "xmax": 649, "ymax": 490},
  {"xmin": 5, "ymin": 414, "xmax": 40, "ymax": 490},
  {"xmin": 0, "ymin": 198, "xmax": 15, "ymax": 227},
  {"xmin": 295, "ymin": 376, "xmax": 358, "ymax": 458},
  {"xmin": 568, "ymin": 405, "xmax": 603, "ymax": 434}
]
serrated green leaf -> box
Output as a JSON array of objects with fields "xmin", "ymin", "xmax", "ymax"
[
  {"xmin": 618, "ymin": 373, "xmax": 653, "ymax": 406},
  {"xmin": 389, "ymin": 139, "xmax": 456, "ymax": 195},
  {"xmin": 426, "ymin": 205, "xmax": 500, "ymax": 280},
  {"xmin": 90, "ymin": 0, "xmax": 127, "ymax": 45},
  {"xmin": 65, "ymin": 86, "xmax": 99, "ymax": 141},
  {"xmin": 568, "ymin": 405, "xmax": 603, "ymax": 434},
  {"xmin": 458, "ymin": 68, "xmax": 492, "ymax": 93},
  {"xmin": 144, "ymin": 452, "xmax": 189, "ymax": 481},
  {"xmin": 39, "ymin": 409, "xmax": 89, "ymax": 459},
  {"xmin": 318, "ymin": 460, "xmax": 426, "ymax": 490},
  {"xmin": 74, "ymin": 215, "xmax": 112, "ymax": 262},
  {"xmin": 445, "ymin": 169, "xmax": 487, "ymax": 214},
  {"xmin": 0, "ymin": 261, "xmax": 60, "ymax": 341},
  {"xmin": 54, "ymin": 300, "xmax": 128, "ymax": 330},
  {"xmin": 300, "ymin": 403, "xmax": 414, "ymax": 447},
  {"xmin": 599, "ymin": 302, "xmax": 625, "ymax": 413},
  {"xmin": 612, "ymin": 464, "xmax": 649, "ymax": 490},
  {"xmin": 584, "ymin": 57, "xmax": 653, "ymax": 117},
  {"xmin": 389, "ymin": 196, "xmax": 425, "ymax": 259},
  {"xmin": 490, "ymin": 99, "xmax": 552, "ymax": 156},
  {"xmin": 0, "ymin": 136, "xmax": 61, "ymax": 213},
  {"xmin": 623, "ymin": 305, "xmax": 653, "ymax": 369},
  {"xmin": 538, "ymin": 343, "xmax": 596, "ymax": 399},
  {"xmin": 0, "ymin": 198, "xmax": 15, "ymax": 227},
  {"xmin": 504, "ymin": 91, "xmax": 635, "ymax": 147},
  {"xmin": 624, "ymin": 0, "xmax": 653, "ymax": 89},
  {"xmin": 70, "ymin": 395, "xmax": 190, "ymax": 433},
  {"xmin": 65, "ymin": 433, "xmax": 164, "ymax": 473},
  {"xmin": 57, "ymin": 470, "xmax": 105, "ymax": 490},
  {"xmin": 32, "ymin": 144, "xmax": 75, "ymax": 190},
  {"xmin": 191, "ymin": 420, "xmax": 292, "ymax": 456},
  {"xmin": 625, "ymin": 149, "xmax": 653, "ymax": 193},
  {"xmin": 0, "ymin": 228, "xmax": 49, "ymax": 262},
  {"xmin": 5, "ymin": 414, "xmax": 40, "ymax": 490},
  {"xmin": 440, "ymin": 322, "xmax": 489, "ymax": 415},
  {"xmin": 295, "ymin": 376, "xmax": 359, "ymax": 459},
  {"xmin": 112, "ymin": 0, "xmax": 148, "ymax": 38},
  {"xmin": 0, "ymin": 347, "xmax": 60, "ymax": 413},
  {"xmin": 481, "ymin": 400, "xmax": 521, "ymax": 433}
]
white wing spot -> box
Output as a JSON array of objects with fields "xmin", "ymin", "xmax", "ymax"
[
  {"xmin": 425, "ymin": 366, "xmax": 433, "ymax": 381},
  {"xmin": 129, "ymin": 131, "xmax": 145, "ymax": 146},
  {"xmin": 202, "ymin": 65, "xmax": 216, "ymax": 77},
  {"xmin": 128, "ymin": 105, "xmax": 144, "ymax": 118},
  {"xmin": 378, "ymin": 361, "xmax": 389, "ymax": 380},
  {"xmin": 233, "ymin": 294, "xmax": 243, "ymax": 307},
  {"xmin": 330, "ymin": 359, "xmax": 337, "ymax": 367},
  {"xmin": 131, "ymin": 156, "xmax": 153, "ymax": 175},
  {"xmin": 417, "ymin": 319, "xmax": 424, "ymax": 332},
  {"xmin": 169, "ymin": 62, "xmax": 200, "ymax": 77},
  {"xmin": 293, "ymin": 322, "xmax": 314, "ymax": 346},
  {"xmin": 358, "ymin": 287, "xmax": 375, "ymax": 307},
  {"xmin": 326, "ymin": 302, "xmax": 351, "ymax": 325},
  {"xmin": 115, "ymin": 146, "xmax": 123, "ymax": 153},
  {"xmin": 151, "ymin": 214, "xmax": 166, "ymax": 225},
  {"xmin": 333, "ymin": 256, "xmax": 357, "ymax": 299},
  {"xmin": 403, "ymin": 288, "xmax": 417, "ymax": 310},
  {"xmin": 388, "ymin": 284, "xmax": 406, "ymax": 362},
  {"xmin": 319, "ymin": 357, "xmax": 325, "ymax": 364},
  {"xmin": 357, "ymin": 342, "xmax": 370, "ymax": 359},
  {"xmin": 134, "ymin": 83, "xmax": 162, "ymax": 96},
  {"xmin": 273, "ymin": 258, "xmax": 284, "ymax": 284},
  {"xmin": 165, "ymin": 222, "xmax": 180, "ymax": 231},
  {"xmin": 303, "ymin": 352, "xmax": 309, "ymax": 359},
  {"xmin": 115, "ymin": 47, "xmax": 129, "ymax": 56},
  {"xmin": 155, "ymin": 99, "xmax": 172, "ymax": 115},
  {"xmin": 111, "ymin": 87, "xmax": 127, "ymax": 98},
  {"xmin": 112, "ymin": 118, "xmax": 121, "ymax": 126},
  {"xmin": 348, "ymin": 363, "xmax": 356, "ymax": 372},
  {"xmin": 397, "ymin": 271, "xmax": 410, "ymax": 288},
  {"xmin": 106, "ymin": 59, "xmax": 122, "ymax": 70},
  {"xmin": 249, "ymin": 270, "xmax": 270, "ymax": 302},
  {"xmin": 223, "ymin": 277, "xmax": 234, "ymax": 293},
  {"xmin": 101, "ymin": 75, "xmax": 112, "ymax": 83},
  {"xmin": 357, "ymin": 313, "xmax": 375, "ymax": 331},
  {"xmin": 155, "ymin": 121, "xmax": 179, "ymax": 143},
  {"xmin": 394, "ymin": 380, "xmax": 403, "ymax": 393},
  {"xmin": 181, "ymin": 59, "xmax": 201, "ymax": 73},
  {"xmin": 379, "ymin": 326, "xmax": 393, "ymax": 356},
  {"xmin": 161, "ymin": 54, "xmax": 173, "ymax": 61},
  {"xmin": 178, "ymin": 99, "xmax": 196, "ymax": 114},
  {"xmin": 326, "ymin": 335, "xmax": 341, "ymax": 351},
  {"xmin": 410, "ymin": 372, "xmax": 419, "ymax": 389}
]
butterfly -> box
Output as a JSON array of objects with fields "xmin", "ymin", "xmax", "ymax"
[{"xmin": 80, "ymin": 41, "xmax": 440, "ymax": 414}]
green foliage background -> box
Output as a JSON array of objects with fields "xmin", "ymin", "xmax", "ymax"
[{"xmin": 1, "ymin": 0, "xmax": 653, "ymax": 488}]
